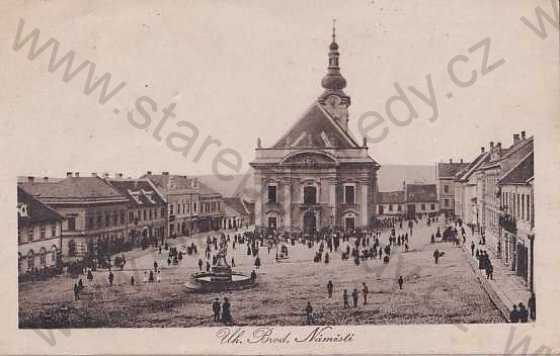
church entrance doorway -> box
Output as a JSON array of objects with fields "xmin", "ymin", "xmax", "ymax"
[{"xmin": 303, "ymin": 210, "xmax": 316, "ymax": 235}]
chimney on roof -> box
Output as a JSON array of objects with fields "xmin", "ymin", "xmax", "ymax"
[
  {"xmin": 74, "ymin": 172, "xmax": 80, "ymax": 177},
  {"xmin": 497, "ymin": 142, "xmax": 502, "ymax": 153},
  {"xmin": 481, "ymin": 146, "xmax": 485, "ymax": 153},
  {"xmin": 43, "ymin": 177, "xmax": 48, "ymax": 182},
  {"xmin": 513, "ymin": 133, "xmax": 520, "ymax": 143},
  {"xmin": 490, "ymin": 141, "xmax": 494, "ymax": 150},
  {"xmin": 117, "ymin": 173, "xmax": 123, "ymax": 179},
  {"xmin": 27, "ymin": 176, "xmax": 34, "ymax": 183},
  {"xmin": 162, "ymin": 171, "xmax": 169, "ymax": 175},
  {"xmin": 449, "ymin": 158, "xmax": 452, "ymax": 164},
  {"xmin": 521, "ymin": 131, "xmax": 526, "ymax": 140},
  {"xmin": 147, "ymin": 171, "xmax": 152, "ymax": 175},
  {"xmin": 66, "ymin": 172, "xmax": 73, "ymax": 177},
  {"xmin": 460, "ymin": 158, "xmax": 463, "ymax": 164}
]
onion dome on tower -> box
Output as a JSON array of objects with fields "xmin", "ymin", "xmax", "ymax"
[{"xmin": 318, "ymin": 20, "xmax": 351, "ymax": 106}]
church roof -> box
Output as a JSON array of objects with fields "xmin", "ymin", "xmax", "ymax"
[{"xmin": 271, "ymin": 103, "xmax": 360, "ymax": 149}]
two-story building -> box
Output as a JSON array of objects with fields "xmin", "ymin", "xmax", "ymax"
[
  {"xmin": 377, "ymin": 183, "xmax": 438, "ymax": 219},
  {"xmin": 142, "ymin": 172, "xmax": 200, "ymax": 237},
  {"xmin": 20, "ymin": 172, "xmax": 129, "ymax": 263},
  {"xmin": 17, "ymin": 186, "xmax": 64, "ymax": 275},
  {"xmin": 436, "ymin": 159, "xmax": 469, "ymax": 215},
  {"xmin": 107, "ymin": 178, "xmax": 168, "ymax": 248},
  {"xmin": 197, "ymin": 182, "xmax": 225, "ymax": 232}
]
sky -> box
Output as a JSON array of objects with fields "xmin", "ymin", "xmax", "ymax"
[{"xmin": 0, "ymin": 0, "xmax": 557, "ymax": 179}]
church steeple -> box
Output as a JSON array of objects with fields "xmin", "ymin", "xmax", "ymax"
[
  {"xmin": 321, "ymin": 20, "xmax": 347, "ymax": 91},
  {"xmin": 319, "ymin": 20, "xmax": 351, "ymax": 130}
]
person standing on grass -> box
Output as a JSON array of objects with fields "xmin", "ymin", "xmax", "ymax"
[
  {"xmin": 398, "ymin": 275, "xmax": 404, "ymax": 290},
  {"xmin": 305, "ymin": 302, "xmax": 313, "ymax": 325},
  {"xmin": 343, "ymin": 289, "xmax": 349, "ymax": 308},
  {"xmin": 362, "ymin": 283, "xmax": 369, "ymax": 305},
  {"xmin": 352, "ymin": 288, "xmax": 359, "ymax": 308},
  {"xmin": 327, "ymin": 280, "xmax": 334, "ymax": 298},
  {"xmin": 212, "ymin": 298, "xmax": 221, "ymax": 322}
]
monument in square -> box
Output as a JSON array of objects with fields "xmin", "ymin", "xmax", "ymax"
[
  {"xmin": 185, "ymin": 240, "xmax": 255, "ymax": 292},
  {"xmin": 250, "ymin": 24, "xmax": 380, "ymax": 235}
]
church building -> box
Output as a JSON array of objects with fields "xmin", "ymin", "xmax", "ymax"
[{"xmin": 250, "ymin": 26, "xmax": 380, "ymax": 234}]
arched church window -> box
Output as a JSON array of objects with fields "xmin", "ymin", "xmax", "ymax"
[{"xmin": 304, "ymin": 186, "xmax": 317, "ymax": 205}]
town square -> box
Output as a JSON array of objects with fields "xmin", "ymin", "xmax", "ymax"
[{"xmin": 16, "ymin": 19, "xmax": 536, "ymax": 328}]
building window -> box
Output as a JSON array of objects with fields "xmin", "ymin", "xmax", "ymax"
[
  {"xmin": 268, "ymin": 185, "xmax": 277, "ymax": 203},
  {"xmin": 389, "ymin": 204, "xmax": 393, "ymax": 211},
  {"xmin": 193, "ymin": 202, "xmax": 197, "ymax": 213},
  {"xmin": 444, "ymin": 199, "xmax": 449, "ymax": 207},
  {"xmin": 397, "ymin": 205, "xmax": 402, "ymax": 212},
  {"xmin": 40, "ymin": 225, "xmax": 46, "ymax": 240},
  {"xmin": 149, "ymin": 209, "xmax": 153, "ymax": 220},
  {"xmin": 161, "ymin": 207, "xmax": 165, "ymax": 217},
  {"xmin": 27, "ymin": 227, "xmax": 34, "ymax": 241},
  {"xmin": 105, "ymin": 215, "xmax": 110, "ymax": 227},
  {"xmin": 344, "ymin": 185, "xmax": 355, "ymax": 205},
  {"xmin": 87, "ymin": 217, "xmax": 94, "ymax": 229},
  {"xmin": 304, "ymin": 186, "xmax": 317, "ymax": 205},
  {"xmin": 67, "ymin": 217, "xmax": 76, "ymax": 231},
  {"xmin": 430, "ymin": 203, "xmax": 435, "ymax": 210},
  {"xmin": 40, "ymin": 250, "xmax": 47, "ymax": 266},
  {"xmin": 170, "ymin": 204, "xmax": 174, "ymax": 215},
  {"xmin": 421, "ymin": 204, "xmax": 426, "ymax": 211},
  {"xmin": 120, "ymin": 211, "xmax": 125, "ymax": 225},
  {"xmin": 444, "ymin": 185, "xmax": 449, "ymax": 194}
]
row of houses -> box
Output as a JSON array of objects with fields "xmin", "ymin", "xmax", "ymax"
[
  {"xmin": 376, "ymin": 183, "xmax": 439, "ymax": 219},
  {"xmin": 454, "ymin": 131, "xmax": 535, "ymax": 292},
  {"xmin": 17, "ymin": 172, "xmax": 253, "ymax": 276}
]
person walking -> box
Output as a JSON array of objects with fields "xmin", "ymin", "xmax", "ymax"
[
  {"xmin": 305, "ymin": 302, "xmax": 313, "ymax": 325},
  {"xmin": 398, "ymin": 275, "xmax": 404, "ymax": 290},
  {"xmin": 343, "ymin": 289, "xmax": 349, "ymax": 309},
  {"xmin": 327, "ymin": 280, "xmax": 333, "ymax": 298},
  {"xmin": 212, "ymin": 298, "xmax": 221, "ymax": 322},
  {"xmin": 156, "ymin": 269, "xmax": 161, "ymax": 283},
  {"xmin": 528, "ymin": 293, "xmax": 536, "ymax": 321},
  {"xmin": 351, "ymin": 288, "xmax": 359, "ymax": 308},
  {"xmin": 362, "ymin": 283, "xmax": 369, "ymax": 305},
  {"xmin": 108, "ymin": 271, "xmax": 114, "ymax": 287},
  {"xmin": 73, "ymin": 282, "xmax": 80, "ymax": 301},
  {"xmin": 433, "ymin": 249, "xmax": 440, "ymax": 264},
  {"xmin": 198, "ymin": 258, "xmax": 203, "ymax": 271},
  {"xmin": 254, "ymin": 256, "xmax": 261, "ymax": 270},
  {"xmin": 518, "ymin": 303, "xmax": 529, "ymax": 323},
  {"xmin": 130, "ymin": 275, "xmax": 135, "ymax": 286},
  {"xmin": 471, "ymin": 241, "xmax": 475, "ymax": 256},
  {"xmin": 143, "ymin": 271, "xmax": 148, "ymax": 283},
  {"xmin": 148, "ymin": 270, "xmax": 154, "ymax": 283},
  {"xmin": 222, "ymin": 297, "xmax": 232, "ymax": 325},
  {"xmin": 510, "ymin": 305, "xmax": 520, "ymax": 322}
]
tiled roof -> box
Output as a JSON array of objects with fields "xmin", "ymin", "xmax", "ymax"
[
  {"xmin": 437, "ymin": 162, "xmax": 470, "ymax": 179},
  {"xmin": 141, "ymin": 174, "xmax": 194, "ymax": 192},
  {"xmin": 19, "ymin": 177, "xmax": 128, "ymax": 204},
  {"xmin": 107, "ymin": 179, "xmax": 166, "ymax": 207},
  {"xmin": 377, "ymin": 191, "xmax": 405, "ymax": 204},
  {"xmin": 272, "ymin": 103, "xmax": 360, "ymax": 149},
  {"xmin": 199, "ymin": 181, "xmax": 221, "ymax": 198},
  {"xmin": 17, "ymin": 187, "xmax": 63, "ymax": 226},
  {"xmin": 406, "ymin": 184, "xmax": 438, "ymax": 202},
  {"xmin": 223, "ymin": 197, "xmax": 249, "ymax": 216},
  {"xmin": 499, "ymin": 152, "xmax": 534, "ymax": 185}
]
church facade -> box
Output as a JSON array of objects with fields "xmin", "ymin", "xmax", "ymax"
[{"xmin": 250, "ymin": 27, "xmax": 380, "ymax": 234}]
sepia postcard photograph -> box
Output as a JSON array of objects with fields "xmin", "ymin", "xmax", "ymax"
[{"xmin": 0, "ymin": 0, "xmax": 559, "ymax": 355}]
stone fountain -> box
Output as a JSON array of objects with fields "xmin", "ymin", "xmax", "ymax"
[{"xmin": 185, "ymin": 241, "xmax": 256, "ymax": 292}]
